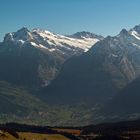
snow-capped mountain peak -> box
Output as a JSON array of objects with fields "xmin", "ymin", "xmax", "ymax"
[
  {"xmin": 119, "ymin": 28, "xmax": 128, "ymax": 35},
  {"xmin": 130, "ymin": 30, "xmax": 140, "ymax": 40},
  {"xmin": 129, "ymin": 25, "xmax": 140, "ymax": 41},
  {"xmin": 132, "ymin": 24, "xmax": 140, "ymax": 34},
  {"xmin": 69, "ymin": 31, "xmax": 104, "ymax": 40},
  {"xmin": 4, "ymin": 27, "xmax": 32, "ymax": 43},
  {"xmin": 13, "ymin": 27, "xmax": 33, "ymax": 41},
  {"xmin": 3, "ymin": 27, "xmax": 103, "ymax": 53},
  {"xmin": 113, "ymin": 26, "xmax": 140, "ymax": 45},
  {"xmin": 31, "ymin": 29, "xmax": 102, "ymax": 52}
]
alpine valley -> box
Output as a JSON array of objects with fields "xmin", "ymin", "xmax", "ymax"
[{"xmin": 1, "ymin": 25, "xmax": 140, "ymax": 126}]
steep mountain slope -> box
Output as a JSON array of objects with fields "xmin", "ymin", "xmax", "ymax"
[
  {"xmin": 0, "ymin": 27, "xmax": 101, "ymax": 88},
  {"xmin": 42, "ymin": 25, "xmax": 140, "ymax": 106},
  {"xmin": 0, "ymin": 81, "xmax": 48, "ymax": 123},
  {"xmin": 97, "ymin": 76, "xmax": 140, "ymax": 123}
]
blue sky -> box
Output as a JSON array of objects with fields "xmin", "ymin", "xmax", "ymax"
[{"xmin": 0, "ymin": 0, "xmax": 140, "ymax": 40}]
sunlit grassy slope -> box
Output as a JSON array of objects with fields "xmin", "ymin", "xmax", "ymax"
[
  {"xmin": 19, "ymin": 132, "xmax": 70, "ymax": 140},
  {"xmin": 0, "ymin": 131, "xmax": 70, "ymax": 140}
]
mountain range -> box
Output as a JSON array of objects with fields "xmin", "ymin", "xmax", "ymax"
[
  {"xmin": 42, "ymin": 25, "xmax": 140, "ymax": 105},
  {"xmin": 1, "ymin": 27, "xmax": 102, "ymax": 88},
  {"xmin": 0, "ymin": 25, "xmax": 140, "ymax": 126}
]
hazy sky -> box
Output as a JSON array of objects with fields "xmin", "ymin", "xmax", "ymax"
[{"xmin": 1, "ymin": 0, "xmax": 140, "ymax": 40}]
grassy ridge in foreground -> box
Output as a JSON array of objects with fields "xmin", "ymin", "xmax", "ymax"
[{"xmin": 0, "ymin": 132, "xmax": 70, "ymax": 140}]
